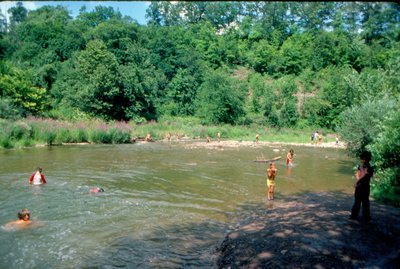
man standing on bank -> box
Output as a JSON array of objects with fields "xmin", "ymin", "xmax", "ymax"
[{"xmin": 350, "ymin": 151, "xmax": 374, "ymax": 222}]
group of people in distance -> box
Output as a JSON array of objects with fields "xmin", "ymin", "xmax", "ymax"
[
  {"xmin": 2, "ymin": 167, "xmax": 104, "ymax": 231},
  {"xmin": 311, "ymin": 130, "xmax": 323, "ymax": 144},
  {"xmin": 266, "ymin": 148, "xmax": 374, "ymax": 223}
]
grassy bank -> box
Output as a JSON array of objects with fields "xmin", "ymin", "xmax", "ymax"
[{"xmin": 0, "ymin": 116, "xmax": 336, "ymax": 149}]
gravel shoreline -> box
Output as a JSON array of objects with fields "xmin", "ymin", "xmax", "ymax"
[
  {"xmin": 178, "ymin": 140, "xmax": 347, "ymax": 150},
  {"xmin": 215, "ymin": 192, "xmax": 400, "ymax": 269}
]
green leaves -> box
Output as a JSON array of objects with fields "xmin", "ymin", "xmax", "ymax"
[
  {"xmin": 195, "ymin": 69, "xmax": 245, "ymax": 124},
  {"xmin": 337, "ymin": 97, "xmax": 396, "ymax": 156},
  {"xmin": 0, "ymin": 62, "xmax": 48, "ymax": 115},
  {"xmin": 64, "ymin": 40, "xmax": 120, "ymax": 120}
]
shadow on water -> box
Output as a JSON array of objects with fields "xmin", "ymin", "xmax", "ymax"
[
  {"xmin": 216, "ymin": 191, "xmax": 400, "ymax": 269},
  {"xmin": 70, "ymin": 191, "xmax": 400, "ymax": 269}
]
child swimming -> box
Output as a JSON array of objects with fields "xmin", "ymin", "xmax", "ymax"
[
  {"xmin": 89, "ymin": 187, "xmax": 105, "ymax": 193},
  {"xmin": 2, "ymin": 209, "xmax": 33, "ymax": 231}
]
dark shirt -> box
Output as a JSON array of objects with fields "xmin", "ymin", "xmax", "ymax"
[{"xmin": 356, "ymin": 163, "xmax": 374, "ymax": 188}]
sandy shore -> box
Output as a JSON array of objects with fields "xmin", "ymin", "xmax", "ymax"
[{"xmin": 179, "ymin": 140, "xmax": 346, "ymax": 150}]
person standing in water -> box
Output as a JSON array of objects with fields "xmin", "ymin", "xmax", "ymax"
[
  {"xmin": 266, "ymin": 162, "xmax": 277, "ymax": 200},
  {"xmin": 286, "ymin": 149, "xmax": 294, "ymax": 167},
  {"xmin": 29, "ymin": 167, "xmax": 47, "ymax": 185}
]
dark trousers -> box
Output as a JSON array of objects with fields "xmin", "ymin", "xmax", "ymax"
[{"xmin": 351, "ymin": 185, "xmax": 370, "ymax": 220}]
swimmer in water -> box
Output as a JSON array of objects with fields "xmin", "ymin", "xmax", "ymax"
[
  {"xmin": 89, "ymin": 187, "xmax": 105, "ymax": 193},
  {"xmin": 2, "ymin": 209, "xmax": 33, "ymax": 230},
  {"xmin": 29, "ymin": 167, "xmax": 47, "ymax": 185}
]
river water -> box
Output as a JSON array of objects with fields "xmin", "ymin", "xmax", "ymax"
[{"xmin": 0, "ymin": 142, "xmax": 353, "ymax": 268}]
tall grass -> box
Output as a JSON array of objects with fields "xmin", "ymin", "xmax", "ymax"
[
  {"xmin": 0, "ymin": 118, "xmax": 134, "ymax": 149},
  {"xmin": 0, "ymin": 117, "xmax": 335, "ymax": 149}
]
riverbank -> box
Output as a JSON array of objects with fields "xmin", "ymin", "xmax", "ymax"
[
  {"xmin": 216, "ymin": 192, "xmax": 400, "ymax": 269},
  {"xmin": 0, "ymin": 117, "xmax": 337, "ymax": 149},
  {"xmin": 178, "ymin": 139, "xmax": 346, "ymax": 150}
]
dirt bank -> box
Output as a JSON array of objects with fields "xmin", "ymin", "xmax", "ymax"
[{"xmin": 216, "ymin": 192, "xmax": 400, "ymax": 269}]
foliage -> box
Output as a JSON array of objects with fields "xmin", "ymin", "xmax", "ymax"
[
  {"xmin": 195, "ymin": 69, "xmax": 245, "ymax": 124},
  {"xmin": 336, "ymin": 97, "xmax": 396, "ymax": 156},
  {"xmin": 369, "ymin": 109, "xmax": 400, "ymax": 206},
  {"xmin": 0, "ymin": 61, "xmax": 48, "ymax": 116},
  {"xmin": 1, "ymin": 2, "xmax": 398, "ymax": 125},
  {"xmin": 337, "ymin": 96, "xmax": 400, "ymax": 205}
]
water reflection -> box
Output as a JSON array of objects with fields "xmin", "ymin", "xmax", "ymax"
[{"xmin": 0, "ymin": 143, "xmax": 353, "ymax": 268}]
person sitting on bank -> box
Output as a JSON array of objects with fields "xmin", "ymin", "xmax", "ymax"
[
  {"xmin": 29, "ymin": 167, "xmax": 47, "ymax": 185},
  {"xmin": 145, "ymin": 133, "xmax": 154, "ymax": 142},
  {"xmin": 2, "ymin": 209, "xmax": 33, "ymax": 230}
]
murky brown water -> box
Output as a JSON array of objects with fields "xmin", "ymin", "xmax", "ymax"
[{"xmin": 0, "ymin": 142, "xmax": 353, "ymax": 268}]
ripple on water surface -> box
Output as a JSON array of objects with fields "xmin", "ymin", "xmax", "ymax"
[{"xmin": 0, "ymin": 144, "xmax": 352, "ymax": 268}]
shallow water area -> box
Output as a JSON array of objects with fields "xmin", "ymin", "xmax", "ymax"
[{"xmin": 0, "ymin": 142, "xmax": 353, "ymax": 268}]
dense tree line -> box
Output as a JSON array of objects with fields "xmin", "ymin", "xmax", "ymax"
[{"xmin": 0, "ymin": 2, "xmax": 399, "ymax": 204}]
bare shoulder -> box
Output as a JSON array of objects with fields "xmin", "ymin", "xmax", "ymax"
[{"xmin": 2, "ymin": 220, "xmax": 35, "ymax": 231}]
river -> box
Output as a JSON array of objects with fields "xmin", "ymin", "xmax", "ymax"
[{"xmin": 0, "ymin": 142, "xmax": 353, "ymax": 268}]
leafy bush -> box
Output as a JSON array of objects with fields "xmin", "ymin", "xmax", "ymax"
[
  {"xmin": 337, "ymin": 97, "xmax": 396, "ymax": 156},
  {"xmin": 0, "ymin": 137, "xmax": 13, "ymax": 149},
  {"xmin": 195, "ymin": 69, "xmax": 245, "ymax": 124},
  {"xmin": 0, "ymin": 97, "xmax": 23, "ymax": 120},
  {"xmin": 369, "ymin": 109, "xmax": 400, "ymax": 206},
  {"xmin": 11, "ymin": 121, "xmax": 32, "ymax": 140}
]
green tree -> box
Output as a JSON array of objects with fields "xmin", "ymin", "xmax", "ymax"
[
  {"xmin": 77, "ymin": 5, "xmax": 123, "ymax": 27},
  {"xmin": 250, "ymin": 39, "xmax": 279, "ymax": 75},
  {"xmin": 83, "ymin": 18, "xmax": 139, "ymax": 64},
  {"xmin": 162, "ymin": 68, "xmax": 200, "ymax": 116},
  {"xmin": 369, "ymin": 109, "xmax": 400, "ymax": 205},
  {"xmin": 63, "ymin": 40, "xmax": 121, "ymax": 120},
  {"xmin": 291, "ymin": 2, "xmax": 335, "ymax": 33},
  {"xmin": 281, "ymin": 98, "xmax": 299, "ymax": 127},
  {"xmin": 337, "ymin": 97, "xmax": 396, "ymax": 156},
  {"xmin": 0, "ymin": 61, "xmax": 47, "ymax": 115},
  {"xmin": 279, "ymin": 33, "xmax": 312, "ymax": 75},
  {"xmin": 7, "ymin": 1, "xmax": 27, "ymax": 28},
  {"xmin": 359, "ymin": 3, "xmax": 400, "ymax": 45},
  {"xmin": 9, "ymin": 5, "xmax": 80, "ymax": 66},
  {"xmin": 145, "ymin": 2, "xmax": 182, "ymax": 26},
  {"xmin": 195, "ymin": 69, "xmax": 245, "ymax": 124},
  {"xmin": 118, "ymin": 43, "xmax": 164, "ymax": 121}
]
